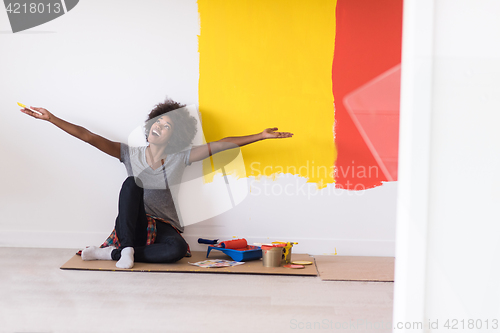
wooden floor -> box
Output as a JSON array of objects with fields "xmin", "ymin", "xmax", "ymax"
[{"xmin": 0, "ymin": 248, "xmax": 394, "ymax": 333}]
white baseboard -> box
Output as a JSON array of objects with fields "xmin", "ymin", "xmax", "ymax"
[
  {"xmin": 0, "ymin": 230, "xmax": 111, "ymax": 251},
  {"xmin": 0, "ymin": 231, "xmax": 395, "ymax": 257},
  {"xmin": 184, "ymin": 235, "xmax": 395, "ymax": 256}
]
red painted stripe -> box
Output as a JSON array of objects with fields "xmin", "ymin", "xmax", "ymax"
[{"xmin": 333, "ymin": 0, "xmax": 403, "ymax": 190}]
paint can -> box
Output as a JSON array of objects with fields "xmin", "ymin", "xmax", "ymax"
[{"xmin": 261, "ymin": 244, "xmax": 286, "ymax": 267}]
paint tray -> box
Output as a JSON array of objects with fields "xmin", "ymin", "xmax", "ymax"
[{"xmin": 206, "ymin": 245, "xmax": 262, "ymax": 262}]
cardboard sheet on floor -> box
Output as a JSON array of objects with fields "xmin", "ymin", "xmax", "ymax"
[
  {"xmin": 60, "ymin": 251, "xmax": 318, "ymax": 276},
  {"xmin": 314, "ymin": 256, "xmax": 394, "ymax": 282}
]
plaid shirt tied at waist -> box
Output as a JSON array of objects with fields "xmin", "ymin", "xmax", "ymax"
[{"xmin": 77, "ymin": 214, "xmax": 191, "ymax": 257}]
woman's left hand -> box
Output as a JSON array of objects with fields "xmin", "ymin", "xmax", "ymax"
[{"xmin": 262, "ymin": 127, "xmax": 294, "ymax": 139}]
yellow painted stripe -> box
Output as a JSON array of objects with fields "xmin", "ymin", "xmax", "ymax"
[{"xmin": 198, "ymin": 0, "xmax": 337, "ymax": 187}]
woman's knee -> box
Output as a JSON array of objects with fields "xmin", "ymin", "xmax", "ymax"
[
  {"xmin": 119, "ymin": 177, "xmax": 144, "ymax": 201},
  {"xmin": 122, "ymin": 176, "xmax": 143, "ymax": 190}
]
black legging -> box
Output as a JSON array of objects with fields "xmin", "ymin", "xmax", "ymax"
[{"xmin": 111, "ymin": 176, "xmax": 188, "ymax": 263}]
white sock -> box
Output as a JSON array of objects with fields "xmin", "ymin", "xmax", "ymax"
[
  {"xmin": 116, "ymin": 247, "xmax": 135, "ymax": 269},
  {"xmin": 81, "ymin": 246, "xmax": 115, "ymax": 261}
]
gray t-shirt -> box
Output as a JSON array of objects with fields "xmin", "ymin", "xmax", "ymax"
[{"xmin": 120, "ymin": 143, "xmax": 191, "ymax": 232}]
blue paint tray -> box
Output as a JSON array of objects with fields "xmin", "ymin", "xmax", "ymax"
[{"xmin": 206, "ymin": 245, "xmax": 262, "ymax": 262}]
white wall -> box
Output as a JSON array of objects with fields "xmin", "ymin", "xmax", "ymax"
[
  {"xmin": 394, "ymin": 0, "xmax": 500, "ymax": 331},
  {"xmin": 0, "ymin": 0, "xmax": 397, "ymax": 256}
]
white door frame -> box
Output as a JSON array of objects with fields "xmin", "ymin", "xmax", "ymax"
[{"xmin": 393, "ymin": 0, "xmax": 435, "ymax": 331}]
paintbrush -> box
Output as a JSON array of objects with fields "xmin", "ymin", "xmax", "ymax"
[{"xmin": 18, "ymin": 102, "xmax": 43, "ymax": 116}]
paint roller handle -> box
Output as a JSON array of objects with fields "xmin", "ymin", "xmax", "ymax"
[{"xmin": 198, "ymin": 238, "xmax": 219, "ymax": 245}]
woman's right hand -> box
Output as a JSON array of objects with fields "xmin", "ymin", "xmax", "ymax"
[{"xmin": 20, "ymin": 106, "xmax": 51, "ymax": 121}]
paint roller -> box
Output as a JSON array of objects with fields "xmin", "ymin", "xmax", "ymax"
[{"xmin": 219, "ymin": 238, "xmax": 248, "ymax": 249}]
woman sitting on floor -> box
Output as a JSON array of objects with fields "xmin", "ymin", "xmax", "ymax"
[{"xmin": 20, "ymin": 99, "xmax": 292, "ymax": 269}]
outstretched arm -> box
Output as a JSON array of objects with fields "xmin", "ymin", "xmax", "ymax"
[
  {"xmin": 188, "ymin": 127, "xmax": 293, "ymax": 163},
  {"xmin": 20, "ymin": 106, "xmax": 121, "ymax": 160}
]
